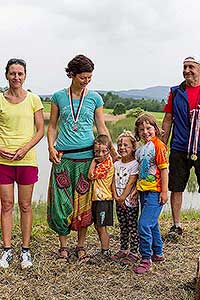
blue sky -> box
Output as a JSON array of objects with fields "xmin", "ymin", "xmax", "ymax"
[{"xmin": 0, "ymin": 0, "xmax": 200, "ymax": 94}]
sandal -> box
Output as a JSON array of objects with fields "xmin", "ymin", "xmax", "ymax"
[
  {"xmin": 133, "ymin": 259, "xmax": 152, "ymax": 274},
  {"xmin": 58, "ymin": 247, "xmax": 70, "ymax": 262},
  {"xmin": 75, "ymin": 246, "xmax": 89, "ymax": 263},
  {"xmin": 121, "ymin": 252, "xmax": 139, "ymax": 264},
  {"xmin": 111, "ymin": 250, "xmax": 128, "ymax": 260}
]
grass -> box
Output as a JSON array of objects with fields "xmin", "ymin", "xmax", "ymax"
[
  {"xmin": 0, "ymin": 203, "xmax": 199, "ymax": 299},
  {"xmin": 42, "ymin": 101, "xmax": 51, "ymax": 112}
]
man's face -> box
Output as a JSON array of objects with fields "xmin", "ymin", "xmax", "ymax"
[{"xmin": 183, "ymin": 61, "xmax": 200, "ymax": 86}]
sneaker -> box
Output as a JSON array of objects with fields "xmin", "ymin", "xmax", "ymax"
[
  {"xmin": 88, "ymin": 249, "xmax": 111, "ymax": 264},
  {"xmin": 168, "ymin": 225, "xmax": 183, "ymax": 236},
  {"xmin": 101, "ymin": 249, "xmax": 112, "ymax": 259},
  {"xmin": 151, "ymin": 254, "xmax": 165, "ymax": 262},
  {"xmin": 111, "ymin": 250, "xmax": 128, "ymax": 260},
  {"xmin": 20, "ymin": 249, "xmax": 33, "ymax": 269},
  {"xmin": 0, "ymin": 248, "xmax": 13, "ymax": 269},
  {"xmin": 133, "ymin": 259, "xmax": 152, "ymax": 274}
]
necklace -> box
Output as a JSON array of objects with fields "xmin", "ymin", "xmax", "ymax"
[{"xmin": 69, "ymin": 87, "xmax": 86, "ymax": 131}]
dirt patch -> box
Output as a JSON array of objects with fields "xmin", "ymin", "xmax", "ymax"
[{"xmin": 0, "ymin": 219, "xmax": 198, "ymax": 300}]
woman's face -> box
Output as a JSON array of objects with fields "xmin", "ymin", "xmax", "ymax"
[
  {"xmin": 72, "ymin": 72, "xmax": 92, "ymax": 89},
  {"xmin": 6, "ymin": 64, "xmax": 26, "ymax": 89}
]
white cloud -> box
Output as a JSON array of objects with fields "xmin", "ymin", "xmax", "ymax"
[{"xmin": 0, "ymin": 0, "xmax": 200, "ymax": 93}]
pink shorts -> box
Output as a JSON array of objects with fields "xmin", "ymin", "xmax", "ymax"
[{"xmin": 0, "ymin": 165, "xmax": 38, "ymax": 185}]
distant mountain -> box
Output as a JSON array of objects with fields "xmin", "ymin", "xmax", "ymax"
[
  {"xmin": 98, "ymin": 86, "xmax": 170, "ymax": 101},
  {"xmin": 39, "ymin": 86, "xmax": 170, "ymax": 101}
]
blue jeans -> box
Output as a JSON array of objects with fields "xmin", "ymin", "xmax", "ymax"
[{"xmin": 138, "ymin": 192, "xmax": 163, "ymax": 260}]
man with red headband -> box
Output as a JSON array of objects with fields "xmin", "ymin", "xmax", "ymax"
[{"xmin": 162, "ymin": 56, "xmax": 200, "ymax": 236}]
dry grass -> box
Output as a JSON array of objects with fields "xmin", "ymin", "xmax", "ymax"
[{"xmin": 0, "ymin": 219, "xmax": 199, "ymax": 300}]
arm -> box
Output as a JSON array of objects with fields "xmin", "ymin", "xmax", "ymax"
[
  {"xmin": 95, "ymin": 106, "xmax": 118, "ymax": 161},
  {"xmin": 12, "ymin": 109, "xmax": 44, "ymax": 161},
  {"xmin": 117, "ymin": 175, "xmax": 137, "ymax": 205},
  {"xmin": 88, "ymin": 158, "xmax": 97, "ymax": 180},
  {"xmin": 162, "ymin": 112, "xmax": 173, "ymax": 145},
  {"xmin": 112, "ymin": 175, "xmax": 119, "ymax": 201},
  {"xmin": 47, "ymin": 102, "xmax": 61, "ymax": 164},
  {"xmin": 160, "ymin": 168, "xmax": 168, "ymax": 204}
]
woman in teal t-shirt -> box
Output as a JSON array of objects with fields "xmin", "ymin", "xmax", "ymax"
[{"xmin": 47, "ymin": 54, "xmax": 116, "ymax": 262}]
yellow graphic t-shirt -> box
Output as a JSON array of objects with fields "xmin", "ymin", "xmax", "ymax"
[{"xmin": 0, "ymin": 92, "xmax": 43, "ymax": 166}]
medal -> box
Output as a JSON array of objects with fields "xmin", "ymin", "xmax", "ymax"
[
  {"xmin": 191, "ymin": 154, "xmax": 198, "ymax": 161},
  {"xmin": 69, "ymin": 87, "xmax": 86, "ymax": 132},
  {"xmin": 72, "ymin": 124, "xmax": 78, "ymax": 131}
]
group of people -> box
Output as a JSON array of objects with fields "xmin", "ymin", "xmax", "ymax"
[{"xmin": 0, "ymin": 53, "xmax": 199, "ymax": 273}]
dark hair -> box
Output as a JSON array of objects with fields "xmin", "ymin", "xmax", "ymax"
[
  {"xmin": 134, "ymin": 113, "xmax": 163, "ymax": 141},
  {"xmin": 65, "ymin": 54, "xmax": 94, "ymax": 78},
  {"xmin": 5, "ymin": 58, "xmax": 26, "ymax": 75},
  {"xmin": 94, "ymin": 134, "xmax": 111, "ymax": 150}
]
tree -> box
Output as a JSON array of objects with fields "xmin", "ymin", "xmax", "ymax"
[
  {"xmin": 113, "ymin": 103, "xmax": 126, "ymax": 115},
  {"xmin": 126, "ymin": 107, "xmax": 144, "ymax": 118}
]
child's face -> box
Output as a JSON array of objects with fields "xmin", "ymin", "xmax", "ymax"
[
  {"xmin": 94, "ymin": 143, "xmax": 110, "ymax": 163},
  {"xmin": 117, "ymin": 137, "xmax": 134, "ymax": 158},
  {"xmin": 138, "ymin": 121, "xmax": 156, "ymax": 142}
]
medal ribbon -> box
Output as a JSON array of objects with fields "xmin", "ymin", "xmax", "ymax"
[
  {"xmin": 69, "ymin": 87, "xmax": 86, "ymax": 125},
  {"xmin": 187, "ymin": 105, "xmax": 200, "ymax": 159},
  {"xmin": 187, "ymin": 109, "xmax": 196, "ymax": 157},
  {"xmin": 192, "ymin": 107, "xmax": 200, "ymax": 156}
]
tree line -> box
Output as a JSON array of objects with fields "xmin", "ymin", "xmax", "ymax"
[
  {"xmin": 101, "ymin": 92, "xmax": 166, "ymax": 113},
  {"xmin": 0, "ymin": 87, "xmax": 166, "ymax": 114}
]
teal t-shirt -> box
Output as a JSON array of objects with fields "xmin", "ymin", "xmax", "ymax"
[{"xmin": 51, "ymin": 89, "xmax": 104, "ymax": 159}]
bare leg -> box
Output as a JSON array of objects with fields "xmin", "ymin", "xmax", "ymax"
[
  {"xmin": 75, "ymin": 227, "xmax": 88, "ymax": 260},
  {"xmin": 170, "ymin": 192, "xmax": 183, "ymax": 224},
  {"xmin": 0, "ymin": 184, "xmax": 14, "ymax": 247},
  {"xmin": 77, "ymin": 227, "xmax": 87, "ymax": 248},
  {"xmin": 58, "ymin": 235, "xmax": 68, "ymax": 258},
  {"xmin": 95, "ymin": 226, "xmax": 109, "ymax": 250},
  {"xmin": 59, "ymin": 235, "xmax": 67, "ymax": 248},
  {"xmin": 18, "ymin": 184, "xmax": 34, "ymax": 248}
]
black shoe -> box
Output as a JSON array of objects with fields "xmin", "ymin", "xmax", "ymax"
[
  {"xmin": 88, "ymin": 249, "xmax": 111, "ymax": 265},
  {"xmin": 168, "ymin": 225, "xmax": 183, "ymax": 236}
]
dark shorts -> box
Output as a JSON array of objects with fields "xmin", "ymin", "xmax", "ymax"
[
  {"xmin": 169, "ymin": 150, "xmax": 200, "ymax": 192},
  {"xmin": 0, "ymin": 165, "xmax": 38, "ymax": 185},
  {"xmin": 92, "ymin": 200, "xmax": 113, "ymax": 226}
]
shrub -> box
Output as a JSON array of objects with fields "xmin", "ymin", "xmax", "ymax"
[{"xmin": 113, "ymin": 103, "xmax": 126, "ymax": 115}]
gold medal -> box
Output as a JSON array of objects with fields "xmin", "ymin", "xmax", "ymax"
[{"xmin": 191, "ymin": 154, "xmax": 198, "ymax": 161}]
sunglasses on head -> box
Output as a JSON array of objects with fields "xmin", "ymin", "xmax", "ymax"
[{"xmin": 7, "ymin": 58, "xmax": 26, "ymax": 66}]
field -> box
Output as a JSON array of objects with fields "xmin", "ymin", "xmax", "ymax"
[{"xmin": 0, "ymin": 204, "xmax": 199, "ymax": 300}]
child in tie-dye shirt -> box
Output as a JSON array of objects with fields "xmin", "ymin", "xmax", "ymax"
[{"xmin": 133, "ymin": 113, "xmax": 168, "ymax": 274}]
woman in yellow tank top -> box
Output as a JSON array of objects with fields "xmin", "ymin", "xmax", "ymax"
[{"xmin": 0, "ymin": 58, "xmax": 44, "ymax": 269}]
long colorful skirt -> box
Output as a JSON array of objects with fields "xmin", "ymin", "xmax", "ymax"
[{"xmin": 47, "ymin": 158, "xmax": 93, "ymax": 236}]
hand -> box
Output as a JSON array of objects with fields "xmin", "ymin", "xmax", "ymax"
[
  {"xmin": 110, "ymin": 147, "xmax": 120, "ymax": 162},
  {"xmin": 49, "ymin": 147, "xmax": 62, "ymax": 164},
  {"xmin": 116, "ymin": 196, "xmax": 125, "ymax": 206},
  {"xmin": 129, "ymin": 189, "xmax": 138, "ymax": 206},
  {"xmin": 159, "ymin": 191, "xmax": 168, "ymax": 205},
  {"xmin": 0, "ymin": 148, "xmax": 15, "ymax": 160},
  {"xmin": 12, "ymin": 146, "xmax": 29, "ymax": 161}
]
